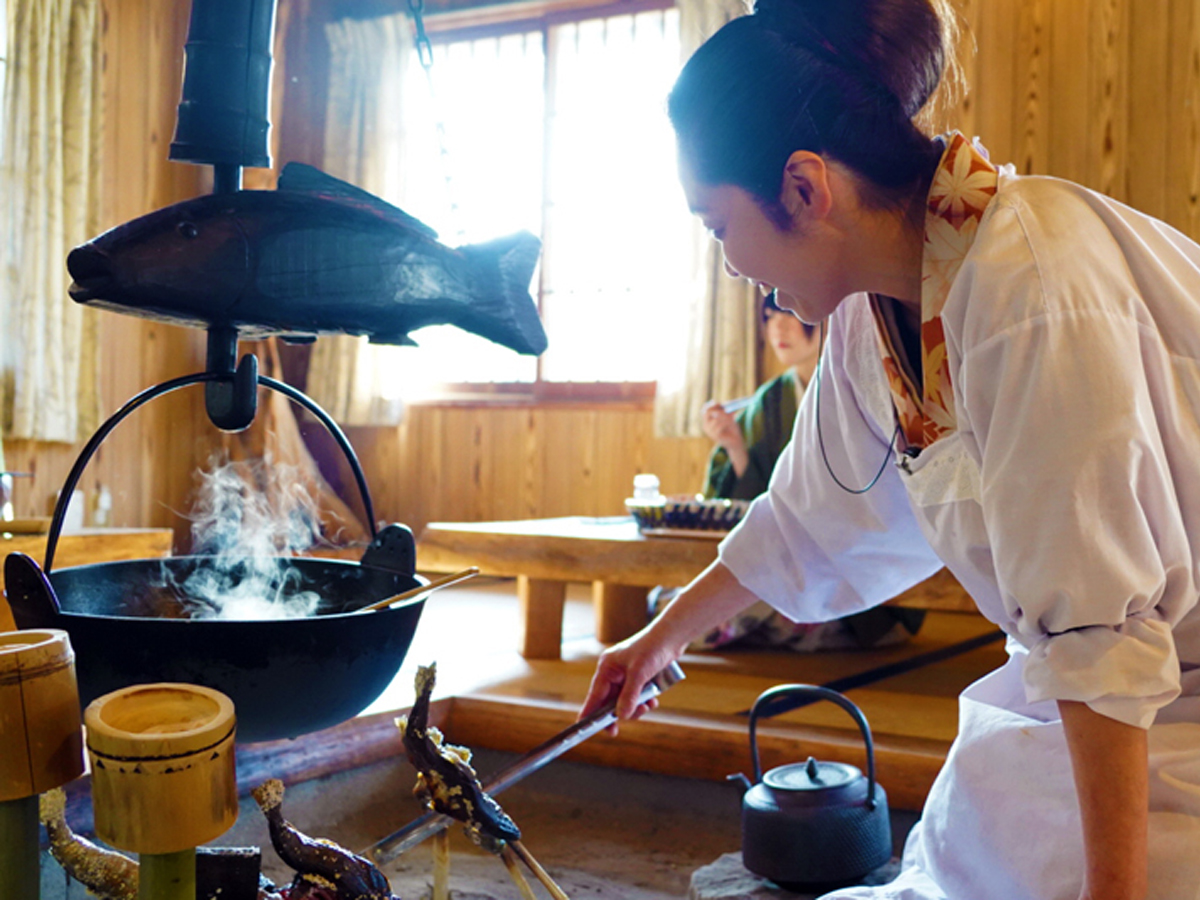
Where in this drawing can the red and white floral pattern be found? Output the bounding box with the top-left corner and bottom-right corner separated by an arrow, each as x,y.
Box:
870,132 -> 999,449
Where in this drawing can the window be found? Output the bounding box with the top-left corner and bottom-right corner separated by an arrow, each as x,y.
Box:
0,2 -> 7,173
381,1 -> 701,401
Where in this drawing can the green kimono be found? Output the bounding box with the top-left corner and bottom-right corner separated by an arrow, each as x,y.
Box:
703,370 -> 800,501
693,368 -> 924,649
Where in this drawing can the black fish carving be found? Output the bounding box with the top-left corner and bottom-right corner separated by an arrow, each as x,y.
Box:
66,163 -> 547,355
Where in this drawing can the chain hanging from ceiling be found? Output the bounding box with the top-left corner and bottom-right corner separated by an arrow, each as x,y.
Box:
405,0 -> 466,241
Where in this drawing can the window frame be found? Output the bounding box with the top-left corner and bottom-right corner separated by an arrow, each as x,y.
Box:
408,0 -> 678,406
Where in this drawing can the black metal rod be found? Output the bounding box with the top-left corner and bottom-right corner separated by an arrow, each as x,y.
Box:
43,372 -> 378,571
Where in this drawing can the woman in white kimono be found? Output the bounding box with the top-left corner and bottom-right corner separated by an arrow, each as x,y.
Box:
579,1 -> 1200,898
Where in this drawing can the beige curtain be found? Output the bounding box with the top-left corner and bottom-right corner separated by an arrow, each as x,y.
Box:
653,0 -> 758,439
305,13 -> 413,427
0,0 -> 102,444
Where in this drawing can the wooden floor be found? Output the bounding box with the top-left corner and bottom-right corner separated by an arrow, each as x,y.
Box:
238,575 -> 1006,813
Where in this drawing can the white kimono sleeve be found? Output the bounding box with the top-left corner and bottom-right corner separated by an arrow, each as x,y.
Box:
718,296 -> 945,623
960,310 -> 1187,728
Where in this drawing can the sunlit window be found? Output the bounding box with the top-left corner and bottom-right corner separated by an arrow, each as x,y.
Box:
0,3 -> 7,169
380,4 -> 700,400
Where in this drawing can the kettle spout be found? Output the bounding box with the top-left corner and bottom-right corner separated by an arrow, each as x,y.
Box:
726,772 -> 753,794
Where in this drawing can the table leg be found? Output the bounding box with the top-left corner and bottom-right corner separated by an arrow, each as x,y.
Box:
517,576 -> 566,660
592,582 -> 651,644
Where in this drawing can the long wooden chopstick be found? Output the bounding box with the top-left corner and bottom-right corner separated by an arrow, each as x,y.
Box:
500,846 -> 540,900
359,567 -> 480,613
510,840 -> 570,900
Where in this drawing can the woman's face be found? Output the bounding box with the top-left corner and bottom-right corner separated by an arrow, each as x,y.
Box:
764,306 -> 819,370
680,164 -> 849,326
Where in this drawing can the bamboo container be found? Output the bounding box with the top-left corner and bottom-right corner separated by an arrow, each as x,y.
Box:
0,628 -> 86,900
85,682 -> 238,900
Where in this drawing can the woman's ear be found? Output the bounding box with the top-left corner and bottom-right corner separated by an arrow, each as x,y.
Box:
780,151 -> 833,222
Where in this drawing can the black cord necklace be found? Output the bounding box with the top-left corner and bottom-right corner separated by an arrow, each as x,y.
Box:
813,317 -> 902,494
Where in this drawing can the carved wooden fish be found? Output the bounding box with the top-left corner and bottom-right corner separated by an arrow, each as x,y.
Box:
67,163 -> 547,355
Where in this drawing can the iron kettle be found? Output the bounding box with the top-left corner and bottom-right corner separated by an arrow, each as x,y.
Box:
729,684 -> 891,890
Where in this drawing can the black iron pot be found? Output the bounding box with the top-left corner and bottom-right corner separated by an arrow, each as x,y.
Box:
729,684 -> 891,890
4,371 -> 427,743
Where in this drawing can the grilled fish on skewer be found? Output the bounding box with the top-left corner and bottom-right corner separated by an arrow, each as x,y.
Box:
251,779 -> 396,900
40,788 -> 138,900
397,662 -> 521,847
398,663 -> 571,898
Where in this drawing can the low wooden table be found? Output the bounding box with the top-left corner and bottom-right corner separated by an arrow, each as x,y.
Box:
418,516 -> 976,659
0,527 -> 175,631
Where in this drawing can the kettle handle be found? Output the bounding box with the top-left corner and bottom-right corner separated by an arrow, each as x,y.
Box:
747,684 -> 880,808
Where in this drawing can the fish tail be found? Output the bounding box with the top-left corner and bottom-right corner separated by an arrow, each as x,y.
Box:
457,231 -> 548,355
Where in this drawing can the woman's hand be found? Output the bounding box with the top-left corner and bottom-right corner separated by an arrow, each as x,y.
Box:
579,628 -> 682,735
702,401 -> 750,475
579,561 -> 763,735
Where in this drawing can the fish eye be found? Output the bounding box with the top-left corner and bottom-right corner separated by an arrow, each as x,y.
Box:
177,221 -> 199,239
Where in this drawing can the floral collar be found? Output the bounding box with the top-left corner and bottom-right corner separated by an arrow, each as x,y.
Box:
869,132 -> 1000,450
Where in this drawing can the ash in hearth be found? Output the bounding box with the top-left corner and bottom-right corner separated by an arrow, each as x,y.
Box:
162,452 -> 325,620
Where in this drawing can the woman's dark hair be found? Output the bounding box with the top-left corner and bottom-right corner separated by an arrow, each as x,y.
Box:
668,0 -> 962,221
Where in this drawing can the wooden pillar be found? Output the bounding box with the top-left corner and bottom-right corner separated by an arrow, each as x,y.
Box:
517,576 -> 566,660
592,582 -> 651,644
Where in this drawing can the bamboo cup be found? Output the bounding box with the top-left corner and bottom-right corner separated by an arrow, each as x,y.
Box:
85,682 -> 238,900
0,628 -> 85,900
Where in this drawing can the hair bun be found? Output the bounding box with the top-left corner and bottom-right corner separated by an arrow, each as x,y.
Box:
751,0 -> 949,120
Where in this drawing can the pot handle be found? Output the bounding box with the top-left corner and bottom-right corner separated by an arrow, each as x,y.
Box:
747,684 -> 881,809
41,370 -> 378,572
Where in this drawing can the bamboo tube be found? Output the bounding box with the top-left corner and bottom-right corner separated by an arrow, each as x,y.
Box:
0,629 -> 85,800
138,849 -> 195,900
0,628 -> 85,899
0,794 -> 39,900
85,683 -> 237,857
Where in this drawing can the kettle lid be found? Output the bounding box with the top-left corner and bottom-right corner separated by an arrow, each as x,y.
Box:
763,756 -> 861,793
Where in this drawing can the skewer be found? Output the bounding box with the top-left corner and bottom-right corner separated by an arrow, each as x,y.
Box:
500,845 -> 539,900
722,395 -> 753,413
358,567 -> 480,612
510,840 -> 570,900
431,829 -> 450,900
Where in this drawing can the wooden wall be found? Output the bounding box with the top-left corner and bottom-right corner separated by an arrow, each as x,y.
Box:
2,0 -> 214,547
322,0 -> 1200,537
7,0 -> 1200,546
952,0 -> 1200,232
2,0 -> 325,549
341,406 -> 712,535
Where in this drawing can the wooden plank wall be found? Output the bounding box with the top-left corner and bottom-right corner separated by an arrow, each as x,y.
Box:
2,0 -> 214,547
6,0 -> 1200,546
334,0 -> 1200,536
343,406 -> 712,535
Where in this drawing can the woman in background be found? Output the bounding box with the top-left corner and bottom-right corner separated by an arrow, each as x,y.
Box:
701,291 -> 818,501
668,290 -> 923,651
583,0 -> 1200,897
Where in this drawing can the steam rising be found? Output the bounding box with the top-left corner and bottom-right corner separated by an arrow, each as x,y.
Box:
165,453 -> 326,620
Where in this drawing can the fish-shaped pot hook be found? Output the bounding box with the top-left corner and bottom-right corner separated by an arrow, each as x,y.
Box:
67,163 -> 547,356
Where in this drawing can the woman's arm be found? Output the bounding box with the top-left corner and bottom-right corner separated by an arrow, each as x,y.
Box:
580,560 -> 760,730
1058,699 -> 1149,900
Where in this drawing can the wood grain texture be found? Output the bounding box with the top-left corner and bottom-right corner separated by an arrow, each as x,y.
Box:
12,0 -> 1200,578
